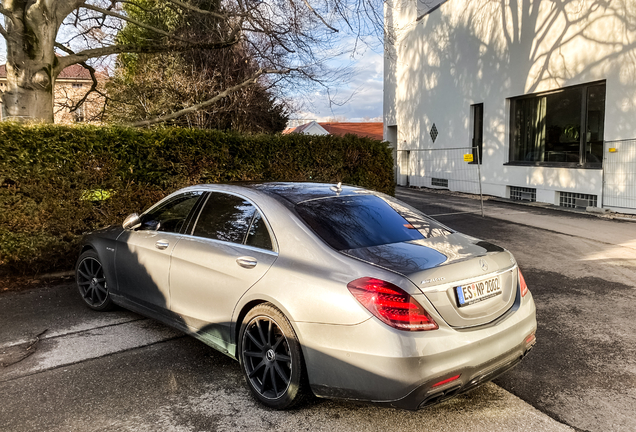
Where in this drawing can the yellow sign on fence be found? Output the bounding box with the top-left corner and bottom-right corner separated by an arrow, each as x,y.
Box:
463,154 -> 474,162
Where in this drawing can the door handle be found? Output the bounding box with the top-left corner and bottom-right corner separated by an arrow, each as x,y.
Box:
236,256 -> 257,269
155,240 -> 169,250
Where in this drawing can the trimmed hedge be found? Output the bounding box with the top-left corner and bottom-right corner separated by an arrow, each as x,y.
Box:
0,123 -> 393,277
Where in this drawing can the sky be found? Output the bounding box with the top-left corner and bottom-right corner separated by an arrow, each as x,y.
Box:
290,46 -> 384,124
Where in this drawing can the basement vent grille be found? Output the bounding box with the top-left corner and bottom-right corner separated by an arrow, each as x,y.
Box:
510,186 -> 536,202
431,178 -> 449,188
559,192 -> 598,209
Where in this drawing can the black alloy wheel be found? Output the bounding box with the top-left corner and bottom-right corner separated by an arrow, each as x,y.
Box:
239,304 -> 307,409
76,250 -> 114,311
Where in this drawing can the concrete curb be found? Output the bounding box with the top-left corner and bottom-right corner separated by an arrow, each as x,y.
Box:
403,186 -> 636,223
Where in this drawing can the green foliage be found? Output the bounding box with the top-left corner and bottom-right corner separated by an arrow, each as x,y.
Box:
108,0 -> 289,133
115,0 -> 185,77
0,123 -> 393,277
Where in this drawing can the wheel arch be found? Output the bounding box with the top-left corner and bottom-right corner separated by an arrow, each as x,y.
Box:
76,240 -> 119,296
79,244 -> 95,255
233,299 -> 268,357
232,298 -> 309,375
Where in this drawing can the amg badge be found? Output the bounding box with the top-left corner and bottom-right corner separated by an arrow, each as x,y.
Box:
421,277 -> 445,284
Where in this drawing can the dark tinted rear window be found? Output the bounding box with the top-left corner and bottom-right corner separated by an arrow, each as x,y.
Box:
296,194 -> 451,250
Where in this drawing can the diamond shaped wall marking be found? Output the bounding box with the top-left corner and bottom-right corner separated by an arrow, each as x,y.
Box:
430,123 -> 438,143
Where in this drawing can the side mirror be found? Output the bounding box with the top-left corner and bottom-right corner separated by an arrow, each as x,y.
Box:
122,213 -> 141,230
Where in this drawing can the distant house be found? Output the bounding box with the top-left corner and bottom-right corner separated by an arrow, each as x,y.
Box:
385,0 -> 636,213
0,64 -> 104,124
283,120 -> 330,136
284,121 -> 384,141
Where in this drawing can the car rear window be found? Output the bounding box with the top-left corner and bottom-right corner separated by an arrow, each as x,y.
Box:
295,194 -> 451,250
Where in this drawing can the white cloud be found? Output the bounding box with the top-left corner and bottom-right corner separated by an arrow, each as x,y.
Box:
290,44 -> 384,123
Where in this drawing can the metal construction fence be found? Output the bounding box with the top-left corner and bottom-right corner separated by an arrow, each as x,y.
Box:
396,146 -> 484,216
603,138 -> 636,211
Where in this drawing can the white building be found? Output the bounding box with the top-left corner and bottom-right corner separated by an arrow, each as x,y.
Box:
384,0 -> 636,212
283,121 -> 330,136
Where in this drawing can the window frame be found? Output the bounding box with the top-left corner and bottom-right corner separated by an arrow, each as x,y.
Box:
188,190 -> 277,253
507,80 -> 606,169
470,103 -> 484,165
137,191 -> 205,234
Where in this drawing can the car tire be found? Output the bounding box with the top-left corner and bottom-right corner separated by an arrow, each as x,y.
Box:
238,303 -> 308,409
75,249 -> 114,311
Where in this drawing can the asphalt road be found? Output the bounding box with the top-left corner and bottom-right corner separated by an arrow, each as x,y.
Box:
3,186 -> 633,431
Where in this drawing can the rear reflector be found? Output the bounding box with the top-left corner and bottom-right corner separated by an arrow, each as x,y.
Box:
525,332 -> 536,345
347,277 -> 438,331
519,269 -> 529,297
432,374 -> 461,388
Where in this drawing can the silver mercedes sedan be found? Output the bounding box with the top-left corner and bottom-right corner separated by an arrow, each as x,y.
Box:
76,182 -> 536,410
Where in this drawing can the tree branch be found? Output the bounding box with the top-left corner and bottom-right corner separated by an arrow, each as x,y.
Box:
300,0 -> 339,33
130,68 -> 291,127
54,36 -> 240,72
0,4 -> 14,20
53,43 -> 101,112
0,20 -> 8,39
163,0 -> 227,21
80,3 -> 191,43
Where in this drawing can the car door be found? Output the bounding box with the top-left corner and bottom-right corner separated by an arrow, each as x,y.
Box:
169,191 -> 278,353
115,191 -> 204,312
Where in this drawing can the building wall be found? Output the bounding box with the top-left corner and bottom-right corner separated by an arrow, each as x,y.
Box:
53,80 -> 105,125
0,78 -> 105,124
385,0 -> 636,207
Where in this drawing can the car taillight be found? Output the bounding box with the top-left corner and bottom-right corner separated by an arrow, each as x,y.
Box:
347,277 -> 438,331
519,269 -> 529,297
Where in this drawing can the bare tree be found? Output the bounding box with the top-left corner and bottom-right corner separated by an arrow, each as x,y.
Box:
0,0 -> 382,124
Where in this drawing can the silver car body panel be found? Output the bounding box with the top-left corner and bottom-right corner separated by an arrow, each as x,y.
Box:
296,289 -> 536,407
341,233 -> 519,327
114,229 -> 182,309
170,235 -> 278,352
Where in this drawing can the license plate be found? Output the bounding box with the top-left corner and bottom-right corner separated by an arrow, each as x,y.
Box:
456,276 -> 502,307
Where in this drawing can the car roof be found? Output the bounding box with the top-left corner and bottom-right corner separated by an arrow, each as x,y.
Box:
247,182 -> 371,204
176,182 -> 374,206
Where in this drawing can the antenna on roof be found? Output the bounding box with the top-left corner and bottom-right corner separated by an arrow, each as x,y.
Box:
330,182 -> 342,194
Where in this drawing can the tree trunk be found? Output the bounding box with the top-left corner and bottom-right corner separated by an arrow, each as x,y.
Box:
1,1 -> 63,123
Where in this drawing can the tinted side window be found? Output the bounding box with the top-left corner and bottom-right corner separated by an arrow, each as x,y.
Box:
194,193 -> 256,244
139,191 -> 202,233
245,212 -> 273,251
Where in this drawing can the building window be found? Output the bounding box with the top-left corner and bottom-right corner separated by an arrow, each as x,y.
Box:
74,104 -> 85,122
559,192 -> 597,208
509,186 -> 536,202
509,81 -> 605,168
431,177 -> 449,188
72,83 -> 83,88
471,103 -> 483,164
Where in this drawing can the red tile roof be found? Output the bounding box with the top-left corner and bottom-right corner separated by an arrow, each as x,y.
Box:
58,64 -> 93,79
318,122 -> 384,141
0,63 -> 92,80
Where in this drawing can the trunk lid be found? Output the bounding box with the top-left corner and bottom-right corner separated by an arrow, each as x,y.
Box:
342,233 -> 518,327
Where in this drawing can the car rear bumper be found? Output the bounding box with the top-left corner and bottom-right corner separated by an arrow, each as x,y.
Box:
295,293 -> 537,410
